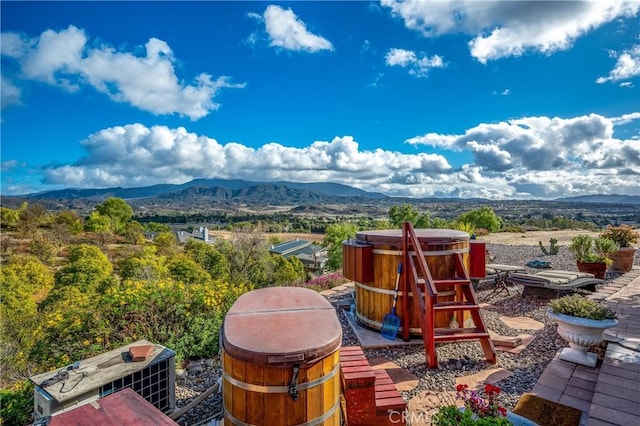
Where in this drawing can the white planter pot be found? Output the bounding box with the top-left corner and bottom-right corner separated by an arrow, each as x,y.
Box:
546,309 -> 618,367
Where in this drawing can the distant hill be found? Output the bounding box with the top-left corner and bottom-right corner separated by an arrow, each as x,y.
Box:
21,178 -> 388,201
556,194 -> 640,205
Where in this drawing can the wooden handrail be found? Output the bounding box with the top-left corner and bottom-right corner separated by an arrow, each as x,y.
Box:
402,222 -> 437,297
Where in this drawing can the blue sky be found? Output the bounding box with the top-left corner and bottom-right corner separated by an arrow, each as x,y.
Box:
1,1 -> 639,199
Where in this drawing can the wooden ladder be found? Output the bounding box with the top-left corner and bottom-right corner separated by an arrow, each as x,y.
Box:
400,222 -> 497,368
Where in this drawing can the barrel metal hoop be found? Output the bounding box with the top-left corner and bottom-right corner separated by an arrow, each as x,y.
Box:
372,248 -> 469,256
223,363 -> 339,394
355,281 -> 455,298
223,397 -> 340,426
355,312 -> 422,334
355,281 -> 410,296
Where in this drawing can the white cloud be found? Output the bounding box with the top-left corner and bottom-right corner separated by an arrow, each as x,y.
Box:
0,26 -> 245,119
596,44 -> 640,84
1,160 -> 19,172
43,125 -> 451,191
1,74 -> 21,109
407,113 -> 640,192
260,5 -> 334,53
611,112 -> 640,125
381,0 -> 640,63
385,48 -> 444,77
39,113 -> 640,200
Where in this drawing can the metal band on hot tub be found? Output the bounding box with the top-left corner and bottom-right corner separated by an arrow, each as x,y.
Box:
371,248 -> 469,256
223,398 -> 341,426
222,362 -> 339,394
354,281 -> 456,298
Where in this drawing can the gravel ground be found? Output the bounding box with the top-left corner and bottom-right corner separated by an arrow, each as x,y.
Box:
173,243 -> 637,425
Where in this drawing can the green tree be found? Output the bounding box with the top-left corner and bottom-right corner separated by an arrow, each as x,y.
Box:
117,246 -> 169,281
31,285 -> 107,369
154,231 -> 178,255
28,233 -> 58,265
52,245 -> 113,293
323,223 -> 358,271
85,211 -> 112,244
125,220 -> 145,245
430,217 -> 451,229
95,197 -> 133,234
0,255 -> 54,382
144,222 -> 172,232
18,203 -> 51,233
388,204 -> 420,228
269,255 -> 305,286
0,206 -> 20,230
457,207 -> 502,232
216,231 -> 270,285
185,239 -> 230,281
55,210 -> 84,234
168,255 -> 212,286
388,204 -> 430,228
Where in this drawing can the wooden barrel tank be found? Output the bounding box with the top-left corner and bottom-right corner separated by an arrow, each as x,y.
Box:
343,229 -> 470,335
221,287 -> 342,426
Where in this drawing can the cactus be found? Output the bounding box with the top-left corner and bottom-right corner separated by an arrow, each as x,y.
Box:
539,238 -> 560,255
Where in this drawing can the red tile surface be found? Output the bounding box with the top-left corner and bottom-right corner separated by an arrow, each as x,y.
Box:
49,388 -> 177,426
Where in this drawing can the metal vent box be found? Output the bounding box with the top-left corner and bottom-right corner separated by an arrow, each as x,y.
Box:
30,339 -> 175,419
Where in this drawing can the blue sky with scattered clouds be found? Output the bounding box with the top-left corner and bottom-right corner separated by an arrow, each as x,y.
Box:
1,1 -> 639,199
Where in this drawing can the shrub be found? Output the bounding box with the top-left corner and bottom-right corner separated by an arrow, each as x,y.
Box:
0,380 -> 34,426
599,225 -> 639,248
549,295 -> 617,320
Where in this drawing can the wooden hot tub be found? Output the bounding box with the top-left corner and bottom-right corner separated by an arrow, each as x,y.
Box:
343,229 -> 470,335
221,287 -> 342,426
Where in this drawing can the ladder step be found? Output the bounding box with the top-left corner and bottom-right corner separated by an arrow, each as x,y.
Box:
434,328 -> 490,342
433,279 -> 471,286
434,301 -> 479,311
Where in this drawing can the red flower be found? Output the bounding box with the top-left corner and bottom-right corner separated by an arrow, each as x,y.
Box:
456,383 -> 468,392
455,383 -> 508,419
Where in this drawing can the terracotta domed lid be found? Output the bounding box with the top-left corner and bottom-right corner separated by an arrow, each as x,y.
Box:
222,287 -> 342,366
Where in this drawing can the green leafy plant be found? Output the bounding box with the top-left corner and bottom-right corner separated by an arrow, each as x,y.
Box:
432,384 -> 511,425
568,234 -> 618,264
0,380 -> 34,426
599,225 -> 640,248
593,237 -> 619,265
454,221 -> 477,235
549,294 -> 617,320
538,238 -> 560,255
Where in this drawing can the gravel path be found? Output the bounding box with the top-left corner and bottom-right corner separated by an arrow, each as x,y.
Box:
173,243 -> 637,425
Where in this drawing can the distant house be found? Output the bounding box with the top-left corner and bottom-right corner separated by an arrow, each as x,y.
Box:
176,227 -> 213,244
269,239 -> 328,276
144,227 -> 214,245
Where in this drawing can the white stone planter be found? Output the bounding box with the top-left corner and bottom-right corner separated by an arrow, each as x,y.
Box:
546,309 -> 618,367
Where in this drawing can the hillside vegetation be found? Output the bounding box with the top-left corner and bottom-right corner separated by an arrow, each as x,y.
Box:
0,199 -> 620,425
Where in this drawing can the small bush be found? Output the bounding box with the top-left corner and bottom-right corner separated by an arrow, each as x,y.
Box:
0,380 -> 34,426
549,295 -> 617,320
474,228 -> 489,237
301,273 -> 348,291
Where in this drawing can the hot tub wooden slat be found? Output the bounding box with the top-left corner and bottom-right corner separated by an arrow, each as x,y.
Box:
348,229 -> 471,335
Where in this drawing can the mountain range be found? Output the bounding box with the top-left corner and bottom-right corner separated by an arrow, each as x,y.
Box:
1,179 -> 638,212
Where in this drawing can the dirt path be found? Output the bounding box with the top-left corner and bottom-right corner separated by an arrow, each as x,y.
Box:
477,229 -> 598,246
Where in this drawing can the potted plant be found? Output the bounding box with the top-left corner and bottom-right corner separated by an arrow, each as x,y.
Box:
567,234 -> 619,279
599,225 -> 639,273
546,295 -> 618,367
432,384 -> 537,425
